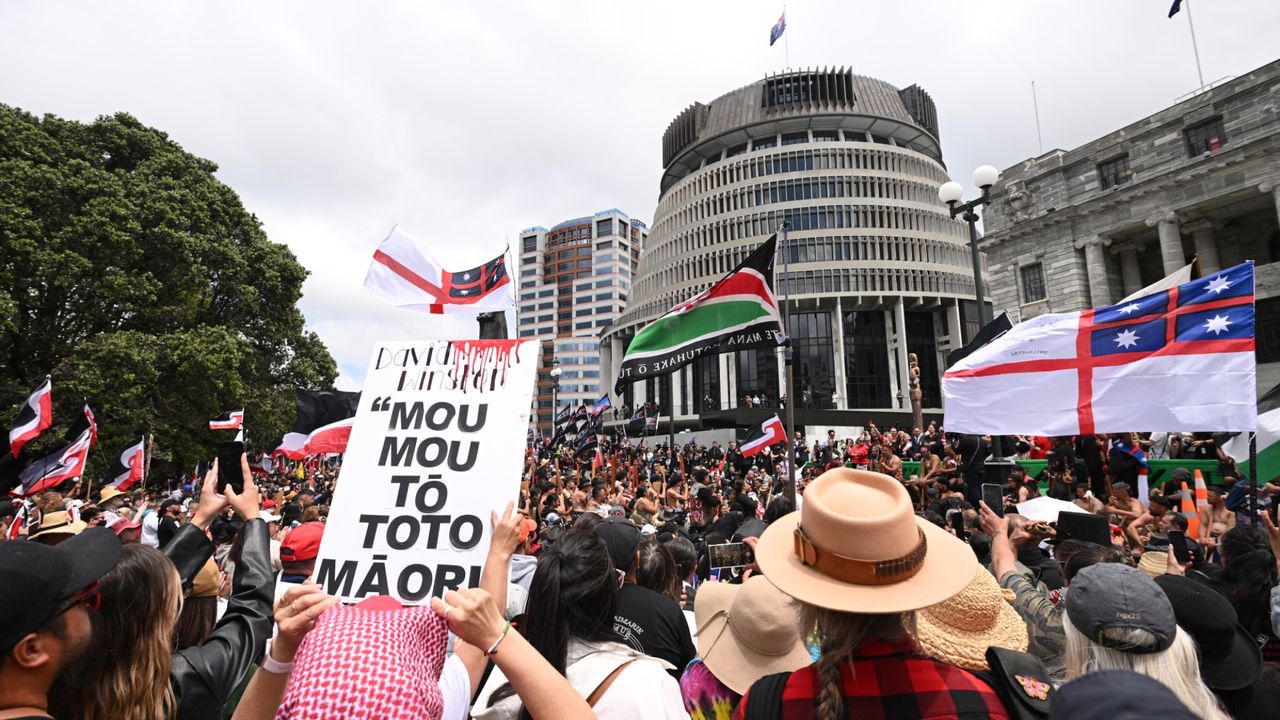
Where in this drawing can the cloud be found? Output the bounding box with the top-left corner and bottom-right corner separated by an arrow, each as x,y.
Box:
3,0 -> 1277,389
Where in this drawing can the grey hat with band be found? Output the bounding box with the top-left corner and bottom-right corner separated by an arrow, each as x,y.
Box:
1065,563 -> 1176,654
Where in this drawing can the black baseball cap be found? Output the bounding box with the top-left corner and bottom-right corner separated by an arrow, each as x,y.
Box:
594,517 -> 642,573
1065,564 -> 1176,654
1154,574 -> 1261,691
0,527 -> 121,653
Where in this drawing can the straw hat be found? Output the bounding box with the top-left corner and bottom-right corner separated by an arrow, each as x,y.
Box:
755,468 -> 976,613
915,565 -> 1028,670
29,511 -> 87,540
98,486 -> 125,504
694,576 -> 811,694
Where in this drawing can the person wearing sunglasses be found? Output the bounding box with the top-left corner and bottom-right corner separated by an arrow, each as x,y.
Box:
0,526 -> 121,720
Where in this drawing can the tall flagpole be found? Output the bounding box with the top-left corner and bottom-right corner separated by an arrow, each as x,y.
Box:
1184,0 -> 1206,89
783,4 -> 790,69
778,224 -> 798,502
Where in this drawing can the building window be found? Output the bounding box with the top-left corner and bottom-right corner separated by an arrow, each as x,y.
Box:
788,312 -> 835,409
1184,117 -> 1227,156
596,219 -> 614,237
811,130 -> 839,142
905,312 -> 941,409
521,237 -> 538,253
1097,155 -> 1130,190
735,349 -> 779,408
843,310 -> 890,408
781,131 -> 808,146
1020,263 -> 1047,303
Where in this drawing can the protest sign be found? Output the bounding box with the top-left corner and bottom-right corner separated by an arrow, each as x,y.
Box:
314,339 -> 537,603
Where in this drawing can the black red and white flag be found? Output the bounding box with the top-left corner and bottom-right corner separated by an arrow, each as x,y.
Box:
209,409 -> 244,431
64,403 -> 98,446
15,427 -> 93,497
9,376 -> 52,457
274,389 -> 359,459
289,417 -> 354,459
741,414 -> 787,458
107,437 -> 146,491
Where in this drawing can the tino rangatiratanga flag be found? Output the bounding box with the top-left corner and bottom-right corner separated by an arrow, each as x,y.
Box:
741,414 -> 787,458
15,426 -> 93,497
9,376 -> 52,457
209,409 -> 244,431
943,261 -> 1257,436
107,438 -> 146,491
365,225 -> 513,315
614,234 -> 784,393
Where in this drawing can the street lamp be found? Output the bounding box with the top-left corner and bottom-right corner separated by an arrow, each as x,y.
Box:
940,165 -> 1013,475
939,165 -> 1000,328
549,364 -> 561,429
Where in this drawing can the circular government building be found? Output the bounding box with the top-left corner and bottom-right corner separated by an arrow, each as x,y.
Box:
601,68 -> 985,434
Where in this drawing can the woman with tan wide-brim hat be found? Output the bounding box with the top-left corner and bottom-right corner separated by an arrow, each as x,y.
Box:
680,576 -> 810,717
742,467 -> 1010,720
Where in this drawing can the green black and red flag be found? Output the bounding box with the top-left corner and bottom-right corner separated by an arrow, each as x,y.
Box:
614,234 -> 784,393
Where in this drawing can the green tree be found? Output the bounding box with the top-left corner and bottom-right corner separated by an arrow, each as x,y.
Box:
0,105 -> 337,486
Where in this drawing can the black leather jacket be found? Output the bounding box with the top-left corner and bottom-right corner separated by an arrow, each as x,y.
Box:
163,518 -> 274,719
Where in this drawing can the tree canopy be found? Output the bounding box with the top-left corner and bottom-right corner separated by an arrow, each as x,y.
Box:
0,105 -> 337,484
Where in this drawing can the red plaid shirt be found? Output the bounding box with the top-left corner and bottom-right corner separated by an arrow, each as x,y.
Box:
734,639 -> 1009,720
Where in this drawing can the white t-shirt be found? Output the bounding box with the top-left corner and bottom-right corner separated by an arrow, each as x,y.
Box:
471,639 -> 688,720
438,653 -> 470,720
141,510 -> 160,547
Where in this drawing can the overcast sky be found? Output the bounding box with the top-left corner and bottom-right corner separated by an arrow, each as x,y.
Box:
3,0 -> 1277,390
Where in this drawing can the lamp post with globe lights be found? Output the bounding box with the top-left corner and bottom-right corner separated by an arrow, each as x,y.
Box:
938,165 -> 1014,477
938,164 -> 1000,328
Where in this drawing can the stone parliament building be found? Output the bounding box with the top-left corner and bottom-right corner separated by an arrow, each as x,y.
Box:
981,58 -> 1280,390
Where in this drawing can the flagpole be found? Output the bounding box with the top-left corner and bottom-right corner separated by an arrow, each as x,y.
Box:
666,379 -> 676,465
1249,431 -> 1259,522
778,223 -> 798,503
144,434 -> 153,492
783,4 -> 790,69
1184,0 -> 1206,90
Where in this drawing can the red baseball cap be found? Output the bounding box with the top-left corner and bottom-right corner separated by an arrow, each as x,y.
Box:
281,522 -> 325,562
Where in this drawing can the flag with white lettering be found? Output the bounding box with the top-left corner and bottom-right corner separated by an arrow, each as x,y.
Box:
943,262 -> 1256,435
615,235 -> 783,393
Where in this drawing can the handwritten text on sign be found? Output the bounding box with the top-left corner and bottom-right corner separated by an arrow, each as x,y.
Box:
315,340 -> 536,603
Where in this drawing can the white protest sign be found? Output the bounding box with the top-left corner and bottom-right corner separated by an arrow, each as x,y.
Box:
315,339 -> 537,603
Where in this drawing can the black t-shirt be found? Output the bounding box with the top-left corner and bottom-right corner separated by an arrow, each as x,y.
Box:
158,516 -> 180,547
613,583 -> 695,677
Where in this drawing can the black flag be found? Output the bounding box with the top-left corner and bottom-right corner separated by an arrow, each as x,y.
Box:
946,312 -> 1014,368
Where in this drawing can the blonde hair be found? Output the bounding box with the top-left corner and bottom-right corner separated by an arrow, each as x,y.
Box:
800,603 -> 915,720
71,545 -> 180,720
1062,614 -> 1223,719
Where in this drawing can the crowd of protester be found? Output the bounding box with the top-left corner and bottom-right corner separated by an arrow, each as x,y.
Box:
5,421 -> 1280,719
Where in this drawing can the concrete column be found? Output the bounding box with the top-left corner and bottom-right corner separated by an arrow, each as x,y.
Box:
884,308 -> 900,408
893,298 -> 910,410
831,298 -> 847,409
1146,213 -> 1185,276
609,337 -> 623,398
1186,219 -> 1220,275
1260,181 -> 1280,264
1119,247 -> 1143,298
718,353 -> 733,410
1074,235 -> 1112,307
947,299 -> 963,350
672,365 -> 684,419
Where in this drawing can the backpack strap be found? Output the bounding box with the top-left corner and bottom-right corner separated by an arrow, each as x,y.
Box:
586,659 -> 637,707
743,671 -> 792,720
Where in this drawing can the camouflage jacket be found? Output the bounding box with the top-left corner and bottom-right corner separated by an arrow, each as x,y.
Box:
999,570 -> 1066,680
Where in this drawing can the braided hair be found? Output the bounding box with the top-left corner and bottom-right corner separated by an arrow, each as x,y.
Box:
799,604 -> 914,720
